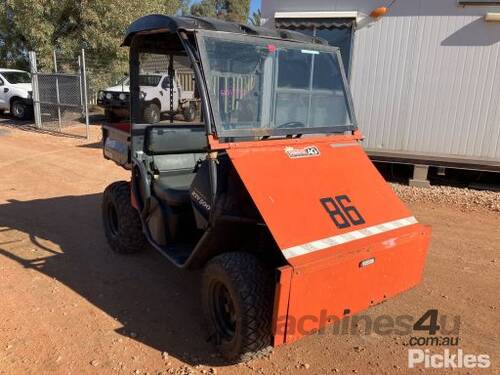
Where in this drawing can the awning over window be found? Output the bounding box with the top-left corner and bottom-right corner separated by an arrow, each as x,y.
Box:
275,17 -> 355,30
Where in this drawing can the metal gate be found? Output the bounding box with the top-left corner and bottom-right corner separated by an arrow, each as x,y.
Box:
29,50 -> 89,138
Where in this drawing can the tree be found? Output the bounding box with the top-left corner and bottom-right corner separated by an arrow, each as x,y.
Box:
190,0 -> 217,18
0,0 -> 181,86
178,0 -> 192,16
248,8 -> 261,26
190,0 -> 250,23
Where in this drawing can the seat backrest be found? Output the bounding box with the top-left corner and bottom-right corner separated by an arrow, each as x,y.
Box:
153,153 -> 205,174
144,124 -> 207,174
145,125 -> 207,154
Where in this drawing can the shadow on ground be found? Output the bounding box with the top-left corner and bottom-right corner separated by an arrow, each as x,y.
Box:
0,112 -> 105,139
0,193 -> 226,366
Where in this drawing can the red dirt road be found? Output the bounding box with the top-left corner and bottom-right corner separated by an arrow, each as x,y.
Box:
0,124 -> 498,374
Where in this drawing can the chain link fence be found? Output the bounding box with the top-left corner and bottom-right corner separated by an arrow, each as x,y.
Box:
29,50 -> 89,138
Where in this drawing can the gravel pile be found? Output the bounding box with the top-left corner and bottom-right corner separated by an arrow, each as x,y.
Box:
390,183 -> 500,212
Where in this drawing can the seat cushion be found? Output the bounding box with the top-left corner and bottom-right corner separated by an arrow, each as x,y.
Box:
153,172 -> 196,206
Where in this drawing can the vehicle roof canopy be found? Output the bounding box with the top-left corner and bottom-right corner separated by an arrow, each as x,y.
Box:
122,15 -> 328,47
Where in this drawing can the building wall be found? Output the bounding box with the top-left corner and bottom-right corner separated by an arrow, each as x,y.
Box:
263,0 -> 500,164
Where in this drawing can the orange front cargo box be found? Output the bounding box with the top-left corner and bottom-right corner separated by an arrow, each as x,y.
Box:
226,136 -> 431,345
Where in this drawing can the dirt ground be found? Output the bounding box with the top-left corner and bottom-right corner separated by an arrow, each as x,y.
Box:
0,122 -> 498,375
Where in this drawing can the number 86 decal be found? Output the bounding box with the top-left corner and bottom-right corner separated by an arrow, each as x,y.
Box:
320,195 -> 365,229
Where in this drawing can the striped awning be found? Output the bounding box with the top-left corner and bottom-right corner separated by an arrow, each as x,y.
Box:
275,17 -> 355,30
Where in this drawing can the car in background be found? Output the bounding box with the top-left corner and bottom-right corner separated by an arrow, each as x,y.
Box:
0,69 -> 33,120
97,73 -> 197,123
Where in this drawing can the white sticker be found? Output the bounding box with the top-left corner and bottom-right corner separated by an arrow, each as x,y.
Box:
301,49 -> 320,55
285,145 -> 320,159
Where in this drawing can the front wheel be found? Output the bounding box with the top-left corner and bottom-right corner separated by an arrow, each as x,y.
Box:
102,181 -> 147,254
11,100 -> 32,120
201,252 -> 273,362
104,109 -> 118,123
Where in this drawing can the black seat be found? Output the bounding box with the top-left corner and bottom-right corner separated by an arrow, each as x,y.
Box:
150,153 -> 205,206
153,172 -> 196,206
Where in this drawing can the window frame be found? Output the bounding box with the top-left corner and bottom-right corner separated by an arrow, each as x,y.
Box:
275,20 -> 355,80
195,29 -> 358,139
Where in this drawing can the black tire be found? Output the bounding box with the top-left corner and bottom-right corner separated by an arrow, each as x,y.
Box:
11,99 -> 32,120
102,181 -> 147,254
143,102 -> 161,124
183,103 -> 196,122
105,109 -> 118,123
202,252 -> 273,362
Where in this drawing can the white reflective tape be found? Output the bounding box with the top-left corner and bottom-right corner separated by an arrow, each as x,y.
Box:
282,216 -> 418,260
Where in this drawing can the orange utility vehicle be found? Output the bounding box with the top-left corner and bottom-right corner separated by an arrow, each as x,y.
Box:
101,15 -> 431,362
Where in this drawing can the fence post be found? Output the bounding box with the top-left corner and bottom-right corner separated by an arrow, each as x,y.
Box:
28,51 -> 42,128
53,51 -> 62,131
80,49 -> 90,139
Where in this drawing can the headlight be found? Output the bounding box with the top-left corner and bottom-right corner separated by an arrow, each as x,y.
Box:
105,92 -> 113,100
139,91 -> 146,100
118,93 -> 126,101
98,91 -> 105,100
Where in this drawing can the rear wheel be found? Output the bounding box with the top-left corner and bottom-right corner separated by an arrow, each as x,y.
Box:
102,181 -> 146,254
202,252 -> 273,362
182,103 -> 196,122
143,103 -> 161,124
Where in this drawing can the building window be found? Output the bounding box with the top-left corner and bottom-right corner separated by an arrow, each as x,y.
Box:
275,18 -> 354,77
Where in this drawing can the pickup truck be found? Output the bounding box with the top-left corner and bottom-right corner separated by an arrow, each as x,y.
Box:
0,69 -> 33,120
97,73 -> 197,123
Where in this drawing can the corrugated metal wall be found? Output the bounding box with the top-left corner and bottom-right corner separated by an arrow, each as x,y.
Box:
263,0 -> 500,163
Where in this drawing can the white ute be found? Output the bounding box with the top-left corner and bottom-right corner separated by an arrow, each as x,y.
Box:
98,73 -> 197,123
0,69 -> 33,120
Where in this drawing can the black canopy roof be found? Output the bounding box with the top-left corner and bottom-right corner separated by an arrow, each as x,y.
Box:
122,14 -> 327,46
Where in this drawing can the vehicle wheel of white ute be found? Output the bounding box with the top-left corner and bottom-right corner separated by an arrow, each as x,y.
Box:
11,100 -> 31,120
143,103 -> 161,124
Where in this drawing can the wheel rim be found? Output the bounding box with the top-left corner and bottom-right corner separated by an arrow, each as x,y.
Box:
151,108 -> 160,123
106,203 -> 119,237
12,103 -> 25,118
210,281 -> 236,341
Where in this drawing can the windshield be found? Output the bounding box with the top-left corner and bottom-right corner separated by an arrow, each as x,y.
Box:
139,75 -> 161,87
198,32 -> 354,136
2,71 -> 31,84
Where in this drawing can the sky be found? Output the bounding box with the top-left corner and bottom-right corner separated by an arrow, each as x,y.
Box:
250,0 -> 262,15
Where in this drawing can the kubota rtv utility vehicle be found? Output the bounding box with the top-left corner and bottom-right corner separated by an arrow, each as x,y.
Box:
101,15 -> 431,362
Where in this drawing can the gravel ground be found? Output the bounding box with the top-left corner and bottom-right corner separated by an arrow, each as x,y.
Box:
391,183 -> 500,212
0,122 -> 499,374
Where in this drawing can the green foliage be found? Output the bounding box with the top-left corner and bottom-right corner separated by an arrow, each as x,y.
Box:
0,0 -> 181,91
178,0 -> 192,16
190,0 -> 250,23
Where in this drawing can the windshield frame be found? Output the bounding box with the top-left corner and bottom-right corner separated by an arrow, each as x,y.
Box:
195,29 -> 357,139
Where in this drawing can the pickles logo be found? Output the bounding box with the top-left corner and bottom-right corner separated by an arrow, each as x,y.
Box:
408,349 -> 491,369
285,145 -> 320,159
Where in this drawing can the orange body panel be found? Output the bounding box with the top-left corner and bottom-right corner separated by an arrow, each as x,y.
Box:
226,135 -> 431,345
